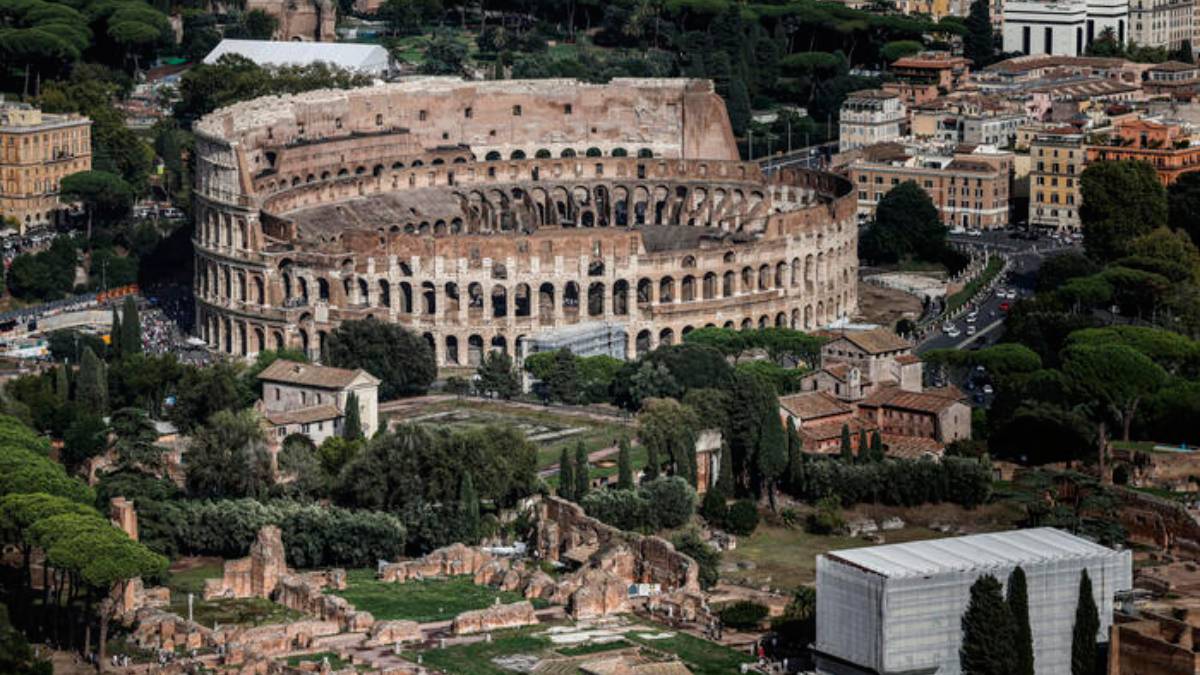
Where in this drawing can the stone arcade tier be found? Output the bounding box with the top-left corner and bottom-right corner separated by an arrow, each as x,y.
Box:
191,79 -> 859,365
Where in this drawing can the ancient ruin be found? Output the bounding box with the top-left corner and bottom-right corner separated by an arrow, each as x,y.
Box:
450,600 -> 538,635
192,79 -> 858,364
203,525 -> 289,600
375,497 -> 704,623
244,0 -> 335,41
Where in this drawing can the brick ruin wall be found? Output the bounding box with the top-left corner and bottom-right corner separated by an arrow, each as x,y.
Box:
190,79 -> 858,364
1116,489 -> 1200,556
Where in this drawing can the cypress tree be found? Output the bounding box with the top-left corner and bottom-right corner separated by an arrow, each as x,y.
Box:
839,424 -> 853,461
558,446 -> 575,501
110,306 -> 122,359
964,0 -> 997,67
121,296 -> 142,355
1008,566 -> 1035,675
871,430 -> 884,461
1072,569 -> 1100,675
54,365 -> 69,403
574,441 -> 590,500
77,347 -> 108,413
617,437 -> 634,490
645,441 -> 660,481
858,429 -> 869,461
786,425 -> 803,491
960,574 -> 1018,675
716,440 -> 735,498
343,392 -> 363,440
458,473 -> 480,544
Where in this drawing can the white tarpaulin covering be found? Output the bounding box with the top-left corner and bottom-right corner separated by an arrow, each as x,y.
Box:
815,527 -> 1132,675
204,40 -> 390,76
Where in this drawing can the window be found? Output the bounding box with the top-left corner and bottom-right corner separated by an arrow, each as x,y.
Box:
375,113 -> 383,125
464,107 -> 473,118
274,387 -> 280,401
335,117 -> 342,129
859,190 -> 868,199
512,105 -> 522,116
564,104 -> 573,115
418,110 -> 428,121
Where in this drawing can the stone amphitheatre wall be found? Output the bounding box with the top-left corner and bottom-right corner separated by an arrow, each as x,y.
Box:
191,79 -> 858,365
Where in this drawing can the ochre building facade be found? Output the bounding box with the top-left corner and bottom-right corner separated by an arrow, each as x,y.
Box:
192,78 -> 859,366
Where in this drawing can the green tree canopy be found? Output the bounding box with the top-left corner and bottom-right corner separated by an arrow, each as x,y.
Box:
324,319 -> 435,399
1080,160 -> 1167,261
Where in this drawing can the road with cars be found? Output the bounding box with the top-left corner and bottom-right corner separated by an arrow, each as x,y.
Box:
913,228 -> 1082,406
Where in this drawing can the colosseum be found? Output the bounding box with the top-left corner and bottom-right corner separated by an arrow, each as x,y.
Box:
192,78 -> 859,367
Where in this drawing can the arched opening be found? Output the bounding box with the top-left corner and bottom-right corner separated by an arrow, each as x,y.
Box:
378,279 -> 391,307
445,335 -> 460,365
636,330 -> 652,356
588,282 -> 605,316
637,278 -> 653,306
703,273 -> 717,300
422,282 -> 437,315
515,283 -> 531,317
399,282 -> 413,313
538,283 -> 555,321
612,148 -> 628,157
659,277 -> 675,303
637,148 -> 654,158
560,148 -> 577,158
485,151 -> 501,161
492,285 -> 508,317
563,282 -> 580,316
491,335 -> 508,355
659,327 -> 674,346
535,149 -> 552,159
317,278 -> 330,302
681,275 -> 695,302
511,150 -> 527,160
468,335 -> 485,366
585,147 -> 602,157
612,280 -> 629,315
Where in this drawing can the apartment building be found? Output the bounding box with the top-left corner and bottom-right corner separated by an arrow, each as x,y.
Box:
1086,117 -> 1200,184
839,90 -> 907,151
1143,60 -> 1200,97
1129,0 -> 1194,49
850,143 -> 1014,229
1029,128 -> 1086,232
0,100 -> 92,233
883,52 -> 972,106
1003,0 -> 1129,56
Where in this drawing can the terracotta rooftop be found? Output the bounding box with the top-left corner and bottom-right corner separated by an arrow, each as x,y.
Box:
985,55 -> 1129,74
1150,61 -> 1198,73
895,354 -> 922,365
827,328 -> 912,355
846,89 -> 900,100
881,434 -> 944,458
263,404 -> 341,426
861,385 -> 964,414
801,417 -> 876,442
258,359 -> 379,389
779,391 -> 853,421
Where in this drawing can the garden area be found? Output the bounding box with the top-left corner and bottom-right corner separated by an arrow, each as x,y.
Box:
386,398 -> 634,472
326,570 -> 545,623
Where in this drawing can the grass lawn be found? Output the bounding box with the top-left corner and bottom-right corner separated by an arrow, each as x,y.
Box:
626,632 -> 754,675
166,560 -> 302,627
416,629 -> 552,675
329,570 -> 543,623
389,398 -> 632,470
722,522 -> 947,589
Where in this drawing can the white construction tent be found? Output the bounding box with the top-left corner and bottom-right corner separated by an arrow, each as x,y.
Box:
203,39 -> 391,77
814,527 -> 1132,675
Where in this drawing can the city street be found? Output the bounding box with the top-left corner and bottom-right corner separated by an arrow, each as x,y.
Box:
915,229 -> 1081,354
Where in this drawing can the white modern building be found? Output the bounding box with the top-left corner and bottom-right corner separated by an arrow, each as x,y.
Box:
203,39 -> 392,76
839,90 -> 907,151
814,528 -> 1133,675
1003,0 -> 1129,56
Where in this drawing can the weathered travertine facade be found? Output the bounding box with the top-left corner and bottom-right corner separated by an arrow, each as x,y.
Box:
192,79 -> 857,364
